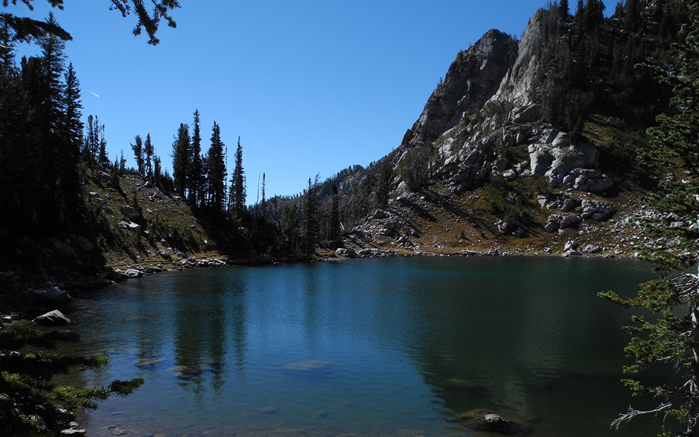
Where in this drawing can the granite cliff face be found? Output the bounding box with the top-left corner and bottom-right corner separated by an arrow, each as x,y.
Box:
401,29 -> 518,151
336,5 -> 679,258
401,10 -> 556,153
391,8 -> 622,197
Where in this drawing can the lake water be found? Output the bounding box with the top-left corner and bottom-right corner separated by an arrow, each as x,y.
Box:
58,257 -> 666,436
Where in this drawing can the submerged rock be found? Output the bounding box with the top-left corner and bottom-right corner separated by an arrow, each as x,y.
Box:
284,360 -> 330,371
443,378 -> 487,393
136,358 -> 165,367
453,409 -> 532,436
259,405 -> 279,414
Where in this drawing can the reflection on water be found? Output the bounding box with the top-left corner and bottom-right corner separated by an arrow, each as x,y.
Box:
61,257 -> 662,436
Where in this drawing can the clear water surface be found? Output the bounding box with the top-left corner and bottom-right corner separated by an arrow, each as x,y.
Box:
56,256 -> 667,436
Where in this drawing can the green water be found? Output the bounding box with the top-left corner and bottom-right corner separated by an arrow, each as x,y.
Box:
59,257 -> 665,436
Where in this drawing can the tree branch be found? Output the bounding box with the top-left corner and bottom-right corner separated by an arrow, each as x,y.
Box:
610,403 -> 672,430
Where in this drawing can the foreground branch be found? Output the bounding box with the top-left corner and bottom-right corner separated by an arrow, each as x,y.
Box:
611,403 -> 672,430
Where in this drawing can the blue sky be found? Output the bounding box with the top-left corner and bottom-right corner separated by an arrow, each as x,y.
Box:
8,0 -> 615,199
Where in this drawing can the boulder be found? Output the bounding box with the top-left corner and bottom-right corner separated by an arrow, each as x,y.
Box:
33,309 -> 71,326
121,205 -> 139,219
545,143 -> 599,183
119,221 -> 141,232
587,174 -> 615,192
358,248 -> 381,257
581,200 -> 617,220
529,146 -> 554,177
453,409 -> 532,436
503,169 -> 517,181
72,235 -> 94,251
32,286 -> 72,306
544,214 -> 580,232
124,269 -> 142,278
543,218 -> 559,233
511,103 -> 541,123
583,245 -> 603,254
494,156 -> 509,171
372,209 -> 389,220
561,198 -> 577,212
50,239 -> 74,257
560,215 -> 580,229
551,132 -> 571,148
564,240 -> 578,252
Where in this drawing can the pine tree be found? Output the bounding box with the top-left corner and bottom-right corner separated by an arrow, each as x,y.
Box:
330,183 -> 340,246
189,109 -> 203,207
206,121 -> 226,212
302,176 -> 320,258
62,63 -> 82,155
600,4 -> 699,434
262,173 -> 267,209
32,12 -> 71,227
1,1 -> 181,46
83,115 -> 107,166
172,122 -> 190,196
623,0 -> 642,33
0,29 -> 34,233
98,124 -> 108,167
143,133 -> 154,181
131,134 -> 145,176
153,154 -> 162,188
58,62 -> 82,216
559,0 -> 570,20
229,136 -> 246,217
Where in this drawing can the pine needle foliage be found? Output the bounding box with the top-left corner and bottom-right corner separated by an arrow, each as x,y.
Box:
599,5 -> 699,435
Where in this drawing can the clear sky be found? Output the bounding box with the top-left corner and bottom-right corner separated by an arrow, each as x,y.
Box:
7,0 -> 615,200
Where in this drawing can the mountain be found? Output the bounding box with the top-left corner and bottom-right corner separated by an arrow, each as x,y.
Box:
323,1 -> 690,258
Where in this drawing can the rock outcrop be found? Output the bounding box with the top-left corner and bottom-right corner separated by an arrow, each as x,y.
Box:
401,29 -> 517,151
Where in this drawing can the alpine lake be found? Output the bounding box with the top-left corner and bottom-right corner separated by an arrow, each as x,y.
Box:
52,256 -> 670,436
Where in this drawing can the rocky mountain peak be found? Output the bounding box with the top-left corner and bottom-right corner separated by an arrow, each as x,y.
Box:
401,29 -> 517,150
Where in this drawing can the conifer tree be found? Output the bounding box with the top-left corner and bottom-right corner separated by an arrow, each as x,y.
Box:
172,122 -> 190,196
600,4 -> 699,434
98,125 -> 108,167
261,172 -> 266,213
206,121 -> 226,212
559,0 -> 569,20
189,109 -> 203,207
59,62 -> 82,213
83,115 -> 98,161
330,183 -> 340,245
229,136 -> 246,217
153,154 -> 162,187
63,63 -> 82,154
34,12 -> 71,225
302,176 -> 320,258
0,29 -> 34,233
144,133 -> 154,181
1,1 -> 181,45
131,134 -> 145,176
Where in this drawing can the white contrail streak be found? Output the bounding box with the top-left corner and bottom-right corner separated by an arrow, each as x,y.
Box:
90,92 -> 100,97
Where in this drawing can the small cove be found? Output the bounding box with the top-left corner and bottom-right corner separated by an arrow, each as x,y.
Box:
56,257 -> 664,436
